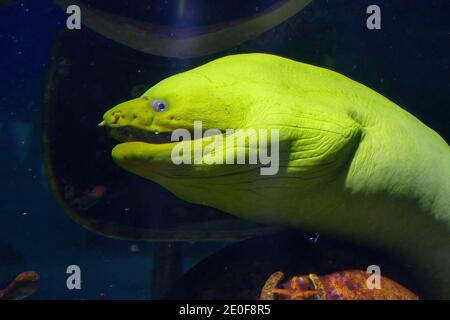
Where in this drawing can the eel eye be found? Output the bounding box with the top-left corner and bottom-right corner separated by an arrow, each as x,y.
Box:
152,99 -> 168,112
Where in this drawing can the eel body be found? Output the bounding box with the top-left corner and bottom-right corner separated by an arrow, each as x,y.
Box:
100,53 -> 450,298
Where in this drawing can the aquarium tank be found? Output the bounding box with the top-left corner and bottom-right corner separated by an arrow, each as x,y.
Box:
0,0 -> 448,303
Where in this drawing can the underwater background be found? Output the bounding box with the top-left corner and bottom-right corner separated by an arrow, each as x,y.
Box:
0,0 -> 448,299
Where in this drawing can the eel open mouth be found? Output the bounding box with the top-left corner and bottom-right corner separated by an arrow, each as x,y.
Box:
108,126 -> 173,144
107,125 -> 226,145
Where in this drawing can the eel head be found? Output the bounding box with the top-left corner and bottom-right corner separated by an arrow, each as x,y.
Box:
99,54 -> 361,219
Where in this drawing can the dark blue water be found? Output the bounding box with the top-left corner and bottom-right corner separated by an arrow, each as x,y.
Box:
0,1 -> 229,299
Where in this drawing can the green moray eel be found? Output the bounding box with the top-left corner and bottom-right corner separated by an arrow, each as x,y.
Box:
100,53 -> 450,298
